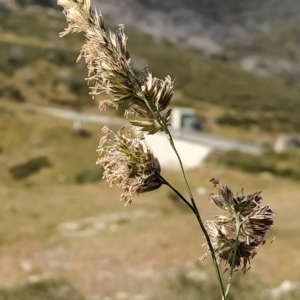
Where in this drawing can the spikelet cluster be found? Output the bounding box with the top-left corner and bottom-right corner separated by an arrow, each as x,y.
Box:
58,0 -> 173,134
96,126 -> 162,205
202,178 -> 275,272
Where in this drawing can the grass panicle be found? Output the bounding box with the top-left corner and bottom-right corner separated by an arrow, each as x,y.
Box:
58,1 -> 275,299
58,0 -> 173,134
96,126 -> 162,205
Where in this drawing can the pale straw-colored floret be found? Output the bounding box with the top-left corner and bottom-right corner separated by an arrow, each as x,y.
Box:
58,0 -> 174,134
96,126 -> 162,205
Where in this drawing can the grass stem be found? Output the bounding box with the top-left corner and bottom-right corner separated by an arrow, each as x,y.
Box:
162,130 -> 226,300
225,214 -> 242,298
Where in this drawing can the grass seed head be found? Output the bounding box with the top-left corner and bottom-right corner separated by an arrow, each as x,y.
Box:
97,126 -> 162,205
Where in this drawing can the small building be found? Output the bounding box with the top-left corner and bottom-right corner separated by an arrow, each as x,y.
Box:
274,134 -> 300,153
170,107 -> 201,131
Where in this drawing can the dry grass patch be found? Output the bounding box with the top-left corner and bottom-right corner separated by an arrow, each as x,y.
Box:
0,101 -> 299,297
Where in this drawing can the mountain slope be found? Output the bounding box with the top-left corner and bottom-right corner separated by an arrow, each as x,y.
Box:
91,0 -> 300,82
5,0 -> 300,82
2,6 -> 300,138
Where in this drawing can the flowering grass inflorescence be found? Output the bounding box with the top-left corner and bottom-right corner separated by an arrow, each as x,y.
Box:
204,178 -> 275,272
58,0 -> 173,134
97,126 -> 162,205
58,1 -> 275,298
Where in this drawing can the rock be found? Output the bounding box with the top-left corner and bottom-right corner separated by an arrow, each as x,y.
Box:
270,280 -> 299,299
274,134 -> 300,153
196,186 -> 208,196
186,269 -> 208,282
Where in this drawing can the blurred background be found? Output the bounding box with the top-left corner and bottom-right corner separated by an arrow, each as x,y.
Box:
0,0 -> 300,299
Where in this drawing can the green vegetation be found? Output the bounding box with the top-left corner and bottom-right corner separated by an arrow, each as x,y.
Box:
216,113 -> 258,129
75,167 -> 104,184
140,0 -> 299,23
166,190 -> 190,211
151,270 -> 300,300
16,0 -> 56,8
0,279 -> 84,300
0,102 -> 109,186
1,8 -> 300,133
0,273 -> 298,300
129,32 -> 300,132
249,20 -> 300,62
0,102 -> 300,298
9,156 -> 51,179
217,149 -> 300,180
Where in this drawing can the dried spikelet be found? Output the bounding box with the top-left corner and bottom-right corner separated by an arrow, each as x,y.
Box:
204,179 -> 275,272
58,0 -> 174,134
96,126 -> 162,205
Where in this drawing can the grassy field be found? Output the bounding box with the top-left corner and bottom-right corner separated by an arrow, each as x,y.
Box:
215,148 -> 300,181
0,100 -> 300,299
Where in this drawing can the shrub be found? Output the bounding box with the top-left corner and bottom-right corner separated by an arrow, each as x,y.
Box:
217,113 -> 258,128
166,191 -> 189,211
151,269 -> 300,300
217,149 -> 300,180
0,279 -> 84,300
9,156 -> 51,179
75,167 -> 104,184
0,82 -> 25,102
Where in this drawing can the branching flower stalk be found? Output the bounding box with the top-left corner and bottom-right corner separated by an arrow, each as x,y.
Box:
57,1 -> 275,299
206,179 -> 275,297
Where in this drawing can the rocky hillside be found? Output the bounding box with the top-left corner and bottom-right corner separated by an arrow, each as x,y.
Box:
3,0 -> 300,82
90,0 -> 300,81
2,0 -> 300,137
